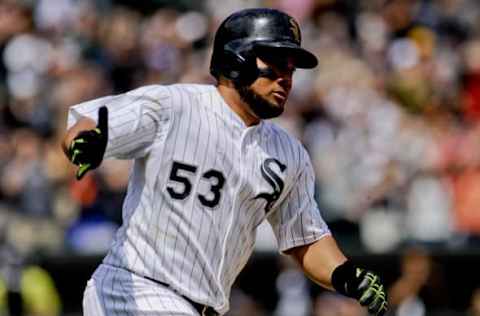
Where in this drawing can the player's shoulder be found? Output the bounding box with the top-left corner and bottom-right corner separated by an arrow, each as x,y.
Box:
125,84 -> 173,102
135,83 -> 213,96
130,83 -> 214,104
171,83 -> 216,96
124,83 -> 214,107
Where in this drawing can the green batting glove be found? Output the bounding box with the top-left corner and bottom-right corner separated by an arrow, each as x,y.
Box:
331,261 -> 388,316
68,106 -> 109,180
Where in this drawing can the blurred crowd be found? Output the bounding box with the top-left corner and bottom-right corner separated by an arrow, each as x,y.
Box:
0,0 -> 479,257
1,0 -> 480,256
1,0 -> 480,314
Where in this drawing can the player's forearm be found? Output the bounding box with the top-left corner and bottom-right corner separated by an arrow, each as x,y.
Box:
288,235 -> 347,290
290,235 -> 388,315
61,117 -> 97,156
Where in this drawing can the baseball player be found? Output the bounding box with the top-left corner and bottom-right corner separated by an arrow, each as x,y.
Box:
62,8 -> 388,316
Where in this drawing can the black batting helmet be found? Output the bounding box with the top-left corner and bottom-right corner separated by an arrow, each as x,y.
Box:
210,8 -> 318,85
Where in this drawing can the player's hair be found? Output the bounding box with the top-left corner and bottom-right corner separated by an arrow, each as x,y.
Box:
210,8 -> 318,85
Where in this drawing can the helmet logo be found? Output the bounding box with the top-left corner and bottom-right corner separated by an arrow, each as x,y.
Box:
289,18 -> 301,43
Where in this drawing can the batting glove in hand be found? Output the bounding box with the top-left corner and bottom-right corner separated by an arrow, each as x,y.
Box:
68,106 -> 108,180
331,261 -> 388,316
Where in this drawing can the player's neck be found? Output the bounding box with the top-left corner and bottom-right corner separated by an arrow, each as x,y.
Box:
216,84 -> 261,127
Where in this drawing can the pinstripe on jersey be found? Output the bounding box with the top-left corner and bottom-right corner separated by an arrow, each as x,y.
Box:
67,83 -> 330,314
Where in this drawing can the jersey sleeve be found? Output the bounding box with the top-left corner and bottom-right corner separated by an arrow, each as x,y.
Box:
266,148 -> 331,253
66,85 -> 172,160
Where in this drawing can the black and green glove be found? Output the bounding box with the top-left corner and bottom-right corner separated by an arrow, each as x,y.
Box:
68,106 -> 108,180
331,261 -> 388,316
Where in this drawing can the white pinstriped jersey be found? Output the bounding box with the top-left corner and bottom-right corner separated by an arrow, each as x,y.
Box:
67,83 -> 330,314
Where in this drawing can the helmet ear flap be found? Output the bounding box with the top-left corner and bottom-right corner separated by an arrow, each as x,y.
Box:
222,46 -> 245,81
219,43 -> 259,86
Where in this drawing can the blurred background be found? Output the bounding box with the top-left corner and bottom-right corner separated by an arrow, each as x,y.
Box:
1,0 -> 480,315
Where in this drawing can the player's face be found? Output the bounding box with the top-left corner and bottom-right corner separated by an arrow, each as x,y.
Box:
256,55 -> 295,99
236,54 -> 295,119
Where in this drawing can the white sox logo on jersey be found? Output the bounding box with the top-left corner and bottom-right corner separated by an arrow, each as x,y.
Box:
254,158 -> 286,213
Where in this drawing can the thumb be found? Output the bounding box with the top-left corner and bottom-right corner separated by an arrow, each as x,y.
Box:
97,106 -> 109,134
76,163 -> 91,180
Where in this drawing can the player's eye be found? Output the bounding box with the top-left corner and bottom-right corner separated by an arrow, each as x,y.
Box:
257,67 -> 279,80
258,65 -> 295,80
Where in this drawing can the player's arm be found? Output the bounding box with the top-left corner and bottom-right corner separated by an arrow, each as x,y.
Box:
285,234 -> 346,290
287,237 -> 388,316
62,106 -> 109,180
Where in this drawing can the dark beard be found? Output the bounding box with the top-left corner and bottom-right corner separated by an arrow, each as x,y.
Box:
235,84 -> 284,119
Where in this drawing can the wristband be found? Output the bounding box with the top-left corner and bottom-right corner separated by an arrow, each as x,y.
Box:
331,260 -> 360,298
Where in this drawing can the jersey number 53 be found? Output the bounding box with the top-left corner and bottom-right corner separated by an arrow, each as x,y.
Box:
166,161 -> 226,208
